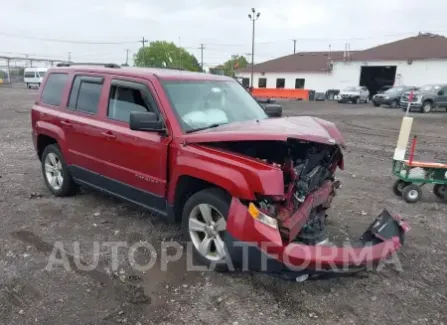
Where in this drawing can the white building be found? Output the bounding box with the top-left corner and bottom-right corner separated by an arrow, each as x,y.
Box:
236,33 -> 447,95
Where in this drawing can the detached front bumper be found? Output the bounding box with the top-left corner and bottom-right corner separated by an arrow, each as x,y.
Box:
224,198 -> 410,277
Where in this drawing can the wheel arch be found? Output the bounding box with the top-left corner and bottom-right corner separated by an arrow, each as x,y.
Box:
172,175 -> 231,223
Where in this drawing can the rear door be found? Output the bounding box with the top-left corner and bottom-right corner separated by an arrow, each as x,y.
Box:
62,73 -> 107,176
94,77 -> 171,214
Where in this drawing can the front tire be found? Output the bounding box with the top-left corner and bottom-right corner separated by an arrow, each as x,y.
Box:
41,144 -> 77,197
390,100 -> 398,108
355,97 -> 360,104
182,188 -> 231,271
402,184 -> 422,203
373,102 -> 380,107
421,101 -> 432,113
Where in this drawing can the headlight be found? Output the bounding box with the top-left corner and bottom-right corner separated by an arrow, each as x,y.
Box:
248,202 -> 278,229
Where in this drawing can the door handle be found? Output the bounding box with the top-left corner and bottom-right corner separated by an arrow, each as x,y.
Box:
101,131 -> 116,139
61,120 -> 72,127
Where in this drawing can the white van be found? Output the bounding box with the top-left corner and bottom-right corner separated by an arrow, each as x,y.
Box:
24,67 -> 47,88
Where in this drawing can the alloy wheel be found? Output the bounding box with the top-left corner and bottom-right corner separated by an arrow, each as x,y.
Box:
188,203 -> 227,261
44,152 -> 64,191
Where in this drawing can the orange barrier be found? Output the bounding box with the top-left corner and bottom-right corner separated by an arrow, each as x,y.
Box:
251,88 -> 309,100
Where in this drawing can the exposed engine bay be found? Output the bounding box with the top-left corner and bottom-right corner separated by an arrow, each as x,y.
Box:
206,139 -> 343,244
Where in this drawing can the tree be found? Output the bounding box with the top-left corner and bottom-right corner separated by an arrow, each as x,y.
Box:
133,41 -> 202,72
216,55 -> 249,77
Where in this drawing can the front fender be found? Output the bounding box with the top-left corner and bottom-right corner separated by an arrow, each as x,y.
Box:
167,144 -> 284,203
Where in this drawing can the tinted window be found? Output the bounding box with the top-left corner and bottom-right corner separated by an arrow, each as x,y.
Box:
107,84 -> 150,122
24,71 -> 35,78
68,76 -> 103,114
41,73 -> 69,106
77,82 -> 102,114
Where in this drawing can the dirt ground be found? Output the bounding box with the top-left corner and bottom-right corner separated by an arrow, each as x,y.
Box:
1,84 -> 446,325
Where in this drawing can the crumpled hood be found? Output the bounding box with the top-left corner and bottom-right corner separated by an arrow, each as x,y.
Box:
180,116 -> 345,147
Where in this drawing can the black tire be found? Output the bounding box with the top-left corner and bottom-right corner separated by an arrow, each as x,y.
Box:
41,144 -> 78,197
402,184 -> 422,203
182,188 -> 231,272
393,179 -> 410,196
421,101 -> 432,113
390,100 -> 398,108
354,97 -> 360,104
373,102 -> 380,107
433,184 -> 447,199
26,83 -> 30,89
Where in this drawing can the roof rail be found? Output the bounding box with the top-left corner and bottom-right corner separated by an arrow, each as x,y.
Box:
56,62 -> 121,68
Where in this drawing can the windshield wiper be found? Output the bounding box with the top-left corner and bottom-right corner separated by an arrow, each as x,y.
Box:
185,123 -> 226,133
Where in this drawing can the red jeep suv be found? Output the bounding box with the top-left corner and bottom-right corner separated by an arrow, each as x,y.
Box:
31,63 -> 408,279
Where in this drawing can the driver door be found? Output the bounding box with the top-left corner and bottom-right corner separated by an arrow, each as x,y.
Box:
437,86 -> 447,108
98,78 -> 171,213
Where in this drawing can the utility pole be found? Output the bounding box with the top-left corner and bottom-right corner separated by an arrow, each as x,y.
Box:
248,8 -> 261,89
293,39 -> 297,54
125,49 -> 130,66
199,44 -> 205,71
140,37 -> 148,66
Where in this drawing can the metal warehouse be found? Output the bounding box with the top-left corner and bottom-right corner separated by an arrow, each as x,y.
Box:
236,33 -> 447,96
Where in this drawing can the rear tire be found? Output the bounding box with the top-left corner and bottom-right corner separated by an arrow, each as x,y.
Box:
41,144 -> 78,197
433,184 -> 447,199
393,180 -> 410,196
373,102 -> 380,107
182,188 -> 231,272
355,97 -> 360,104
402,184 -> 422,203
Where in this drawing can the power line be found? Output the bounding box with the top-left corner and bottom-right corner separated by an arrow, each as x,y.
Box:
0,32 -> 138,45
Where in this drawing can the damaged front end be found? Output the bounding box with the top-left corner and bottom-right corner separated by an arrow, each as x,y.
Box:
207,138 -> 410,279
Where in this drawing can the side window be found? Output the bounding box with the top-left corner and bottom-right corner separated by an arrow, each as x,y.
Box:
24,71 -> 36,78
41,73 -> 69,106
68,75 -> 104,114
107,82 -> 154,123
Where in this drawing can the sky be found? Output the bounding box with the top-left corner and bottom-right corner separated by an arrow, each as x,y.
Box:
1,0 -> 447,69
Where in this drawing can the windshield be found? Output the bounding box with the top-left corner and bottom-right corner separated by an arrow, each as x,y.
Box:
38,71 -> 46,77
344,86 -> 360,91
420,85 -> 441,91
162,80 -> 268,132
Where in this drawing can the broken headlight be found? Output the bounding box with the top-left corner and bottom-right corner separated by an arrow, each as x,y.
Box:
248,202 -> 278,229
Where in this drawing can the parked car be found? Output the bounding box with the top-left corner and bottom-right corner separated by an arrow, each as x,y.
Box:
400,84 -> 447,113
372,85 -> 417,108
376,85 -> 393,94
31,63 -> 407,277
338,86 -> 370,104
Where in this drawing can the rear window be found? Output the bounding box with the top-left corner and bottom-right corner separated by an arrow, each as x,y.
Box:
41,73 -> 69,106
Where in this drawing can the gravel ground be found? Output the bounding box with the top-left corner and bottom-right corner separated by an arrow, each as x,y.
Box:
1,84 -> 446,325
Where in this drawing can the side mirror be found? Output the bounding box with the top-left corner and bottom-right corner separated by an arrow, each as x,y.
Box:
264,104 -> 282,117
129,111 -> 166,133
